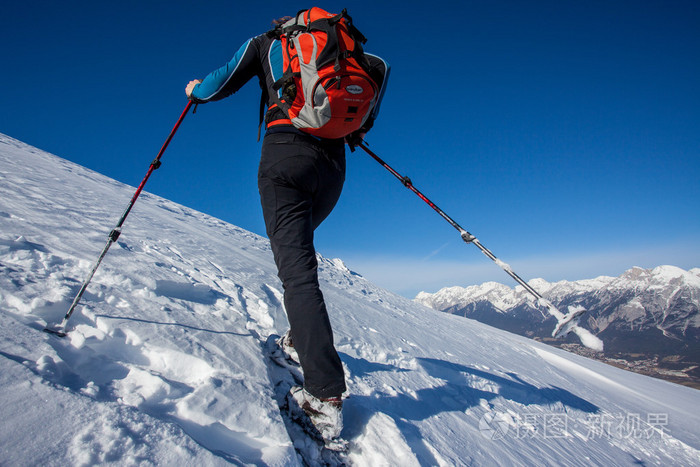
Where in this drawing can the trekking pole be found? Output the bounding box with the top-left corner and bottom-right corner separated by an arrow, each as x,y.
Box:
44,100 -> 195,337
357,141 -> 588,339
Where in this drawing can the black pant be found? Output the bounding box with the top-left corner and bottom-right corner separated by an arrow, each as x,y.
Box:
258,131 -> 347,399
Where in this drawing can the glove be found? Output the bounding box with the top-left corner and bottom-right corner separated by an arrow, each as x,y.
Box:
345,131 -> 366,152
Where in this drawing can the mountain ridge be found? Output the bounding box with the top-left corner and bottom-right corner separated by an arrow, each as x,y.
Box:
416,265 -> 700,386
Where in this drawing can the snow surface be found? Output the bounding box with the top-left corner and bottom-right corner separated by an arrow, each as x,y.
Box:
2,132 -> 700,466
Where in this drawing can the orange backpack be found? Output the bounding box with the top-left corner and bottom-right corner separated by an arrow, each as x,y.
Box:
268,8 -> 378,139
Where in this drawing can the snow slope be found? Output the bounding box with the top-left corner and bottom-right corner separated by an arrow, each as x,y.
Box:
1,132 -> 700,466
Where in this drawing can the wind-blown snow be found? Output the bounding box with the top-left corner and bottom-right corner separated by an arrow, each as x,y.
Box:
2,132 -> 700,466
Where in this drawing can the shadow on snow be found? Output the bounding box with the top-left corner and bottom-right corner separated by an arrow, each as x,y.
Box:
341,354 -> 599,464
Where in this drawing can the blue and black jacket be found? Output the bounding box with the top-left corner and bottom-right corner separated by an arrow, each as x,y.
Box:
190,31 -> 390,138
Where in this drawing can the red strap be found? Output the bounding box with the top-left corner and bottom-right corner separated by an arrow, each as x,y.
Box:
266,118 -> 292,128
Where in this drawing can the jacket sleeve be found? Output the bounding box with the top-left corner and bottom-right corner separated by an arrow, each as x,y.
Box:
361,53 -> 391,132
190,37 -> 260,103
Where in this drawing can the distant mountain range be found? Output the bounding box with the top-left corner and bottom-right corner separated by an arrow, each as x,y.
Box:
415,266 -> 700,359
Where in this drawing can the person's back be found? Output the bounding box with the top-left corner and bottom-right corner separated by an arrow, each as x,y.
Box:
185,8 -> 389,443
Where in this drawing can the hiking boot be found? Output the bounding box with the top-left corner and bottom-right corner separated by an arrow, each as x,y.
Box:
276,330 -> 300,365
290,386 -> 343,441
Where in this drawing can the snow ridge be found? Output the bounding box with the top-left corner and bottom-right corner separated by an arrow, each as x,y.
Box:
2,133 -> 700,465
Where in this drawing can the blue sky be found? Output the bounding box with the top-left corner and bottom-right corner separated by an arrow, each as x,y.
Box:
3,1 -> 699,297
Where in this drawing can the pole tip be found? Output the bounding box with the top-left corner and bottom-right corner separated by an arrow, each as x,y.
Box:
43,326 -> 67,338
